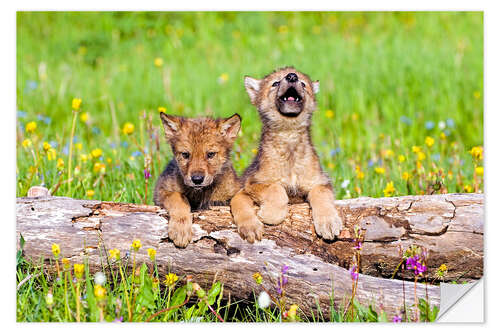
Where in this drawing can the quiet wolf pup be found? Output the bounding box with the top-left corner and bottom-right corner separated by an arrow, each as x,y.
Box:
230,67 -> 343,243
154,112 -> 242,247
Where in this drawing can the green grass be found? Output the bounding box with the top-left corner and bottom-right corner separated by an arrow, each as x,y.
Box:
16,241 -> 439,322
16,12 -> 483,202
16,12 -> 482,322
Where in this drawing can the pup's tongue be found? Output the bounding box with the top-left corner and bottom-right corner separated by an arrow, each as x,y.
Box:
287,96 -> 295,101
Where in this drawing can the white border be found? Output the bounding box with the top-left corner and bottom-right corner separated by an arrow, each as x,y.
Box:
4,1 -> 498,332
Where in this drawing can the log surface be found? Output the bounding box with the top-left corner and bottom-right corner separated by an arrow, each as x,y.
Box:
16,193 -> 484,317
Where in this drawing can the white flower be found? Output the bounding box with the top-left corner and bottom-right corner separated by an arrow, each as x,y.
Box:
341,179 -> 350,189
257,291 -> 271,308
45,292 -> 54,305
438,121 -> 446,130
94,271 -> 106,286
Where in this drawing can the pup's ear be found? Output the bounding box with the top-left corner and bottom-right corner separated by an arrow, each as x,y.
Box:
244,76 -> 261,105
312,80 -> 320,94
220,113 -> 241,142
159,112 -> 181,140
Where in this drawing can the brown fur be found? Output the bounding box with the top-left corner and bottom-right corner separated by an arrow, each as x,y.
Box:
230,67 -> 343,243
154,113 -> 242,247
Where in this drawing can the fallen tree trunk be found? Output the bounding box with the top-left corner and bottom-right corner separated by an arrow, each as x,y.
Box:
16,193 -> 483,318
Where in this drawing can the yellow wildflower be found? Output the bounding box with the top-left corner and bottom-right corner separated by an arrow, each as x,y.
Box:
93,162 -> 106,174
463,185 -> 473,193
412,146 -> 421,153
218,73 -> 229,84
398,155 -> 406,163
147,248 -> 157,261
374,167 -> 386,175
72,98 -> 82,111
355,166 -> 365,180
62,258 -> 70,269
91,148 -> 103,158
287,304 -> 299,321
253,272 -> 263,285
417,151 -> 426,161
75,143 -> 83,151
74,263 -> 85,279
22,139 -> 32,148
425,136 -> 435,147
164,273 -> 178,287
440,132 -> 446,140
278,25 -> 288,34
402,172 -> 410,181
154,57 -> 164,67
131,239 -> 142,251
106,157 -> 112,164
79,112 -> 89,122
475,166 -> 484,176
56,158 -> 64,170
325,110 -> 334,119
47,148 -> 57,161
473,91 -> 481,99
86,189 -> 95,198
109,248 -> 120,260
327,162 -> 335,169
382,149 -> 394,159
251,148 -> 257,155
129,156 -> 135,161
122,122 -> 135,135
43,142 -> 52,151
26,121 -> 37,133
439,264 -> 448,272
447,170 -> 453,180
52,243 -> 61,258
352,113 -> 359,121
416,161 -> 423,170
383,181 -> 395,197
469,146 -> 483,160
80,154 -> 88,162
158,106 -> 167,113
94,284 -> 106,299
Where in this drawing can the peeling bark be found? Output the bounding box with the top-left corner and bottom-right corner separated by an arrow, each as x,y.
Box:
16,193 -> 483,317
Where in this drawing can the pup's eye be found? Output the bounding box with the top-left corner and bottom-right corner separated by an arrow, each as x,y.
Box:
206,152 -> 216,159
181,152 -> 190,159
301,82 -> 306,87
272,81 -> 280,87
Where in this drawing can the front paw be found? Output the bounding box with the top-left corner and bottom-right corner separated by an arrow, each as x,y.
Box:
168,215 -> 193,248
237,217 -> 264,243
313,207 -> 342,240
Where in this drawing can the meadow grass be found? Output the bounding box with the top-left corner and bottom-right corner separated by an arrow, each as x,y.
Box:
16,12 -> 482,322
17,12 -> 483,202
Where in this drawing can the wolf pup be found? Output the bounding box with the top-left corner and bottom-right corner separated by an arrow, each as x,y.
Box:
154,112 -> 242,247
230,67 -> 343,243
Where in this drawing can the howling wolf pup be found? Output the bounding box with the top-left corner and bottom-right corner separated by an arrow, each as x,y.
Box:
154,113 -> 242,247
230,67 -> 343,243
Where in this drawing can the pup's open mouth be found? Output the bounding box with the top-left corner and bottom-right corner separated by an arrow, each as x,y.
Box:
279,87 -> 302,102
276,86 -> 304,117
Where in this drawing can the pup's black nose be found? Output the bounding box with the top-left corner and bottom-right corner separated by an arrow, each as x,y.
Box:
191,174 -> 205,185
285,72 -> 298,83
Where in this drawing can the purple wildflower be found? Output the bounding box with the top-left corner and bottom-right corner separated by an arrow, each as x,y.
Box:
281,265 -> 289,274
349,264 -> 359,281
405,255 -> 427,276
392,314 -> 402,323
353,240 -> 362,250
144,169 -> 151,179
114,316 -> 123,322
